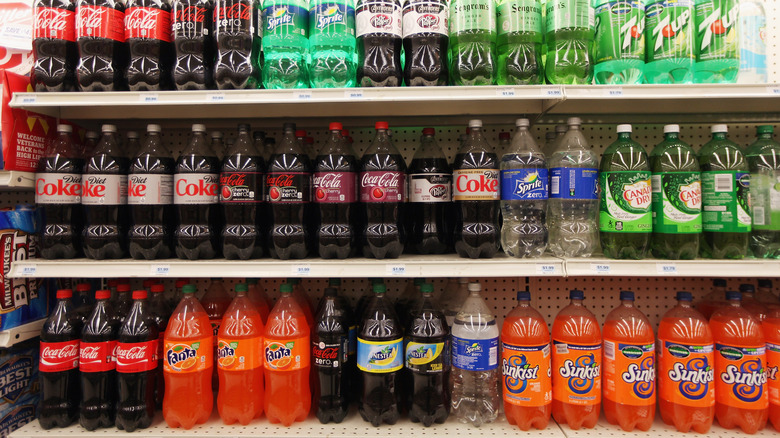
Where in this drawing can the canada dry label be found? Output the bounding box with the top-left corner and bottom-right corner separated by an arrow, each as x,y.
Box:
79,341 -> 117,373
217,336 -> 262,371
766,341 -> 780,405
750,172 -> 780,231
402,0 -> 448,37
264,336 -> 310,371
263,3 -> 308,36
266,172 -> 311,203
594,0 -> 645,63
496,0 -> 542,36
453,168 -> 499,201
409,173 -> 451,202
310,2 -> 355,35
450,0 -> 494,33
715,343 -> 768,410
128,174 -> 173,205
355,0 -> 402,38
549,168 -> 598,200
658,340 -> 714,407
164,337 -> 212,373
644,0 -> 695,62
125,6 -> 172,42
405,340 -> 449,373
357,338 -> 403,373
39,340 -> 80,372
360,171 -> 405,203
701,171 -> 751,233
81,174 -> 128,205
500,168 -> 548,200
174,173 -> 220,204
651,172 -> 702,234
694,0 -> 738,62
501,342 -> 552,407
545,0 -> 594,32
35,173 -> 82,204
76,4 -> 125,42
313,336 -> 348,368
452,336 -> 498,371
34,7 -> 76,42
552,340 -> 601,405
115,340 -> 158,373
313,171 -> 357,203
220,171 -> 263,203
599,171 -> 652,233
603,339 -> 655,405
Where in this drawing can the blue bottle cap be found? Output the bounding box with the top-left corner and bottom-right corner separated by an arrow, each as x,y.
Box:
739,284 -> 755,293
570,290 -> 584,300
726,291 -> 741,301
517,291 -> 530,301
759,279 -> 773,288
676,291 -> 692,302
620,291 -> 635,301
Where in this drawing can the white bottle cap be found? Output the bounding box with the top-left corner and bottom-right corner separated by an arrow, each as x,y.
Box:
458,277 -> 469,284
147,124 -> 161,133
616,124 -> 632,133
468,119 -> 483,128
567,117 -> 581,126
57,124 -> 72,133
556,125 -> 567,133
663,124 -> 680,133
127,131 -> 139,139
515,118 -> 530,128
468,282 -> 481,292
101,124 -> 117,133
86,131 -> 99,139
211,131 -> 223,138
711,124 -> 728,133
192,124 -> 206,132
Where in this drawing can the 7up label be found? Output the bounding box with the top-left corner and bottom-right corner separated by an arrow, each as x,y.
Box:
594,0 -> 644,63
694,0 -> 737,61
644,0 -> 694,62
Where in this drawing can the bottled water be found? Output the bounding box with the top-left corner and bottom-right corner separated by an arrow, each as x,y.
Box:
262,0 -> 310,88
643,0 -> 695,84
593,0 -> 645,84
441,278 -> 469,328
545,0 -> 594,84
737,0 -> 766,83
308,0 -> 357,88
693,0 -> 739,83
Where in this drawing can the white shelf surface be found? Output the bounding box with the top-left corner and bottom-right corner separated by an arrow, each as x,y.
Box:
0,170 -> 35,190
0,319 -> 44,348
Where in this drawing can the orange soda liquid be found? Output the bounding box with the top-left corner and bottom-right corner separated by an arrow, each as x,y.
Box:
762,305 -> 780,432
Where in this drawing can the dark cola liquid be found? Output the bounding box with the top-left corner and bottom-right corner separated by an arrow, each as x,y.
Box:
360,153 -> 406,259
403,34 -> 448,86
172,0 -> 214,89
213,0 -> 258,89
79,299 -> 119,430
266,153 -> 311,259
39,299 -> 82,429
32,0 -> 78,91
407,157 -> 451,254
37,156 -> 84,259
313,291 -> 351,423
175,154 -> 222,259
75,0 -> 129,91
453,152 -> 500,258
129,155 -> 175,259
314,154 -> 358,259
221,153 -> 265,259
357,37 -> 402,87
126,0 -> 175,90
83,154 -> 129,259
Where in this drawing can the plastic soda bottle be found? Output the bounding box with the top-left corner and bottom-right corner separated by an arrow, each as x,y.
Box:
264,283 -> 311,426
441,278 -> 469,328
599,125 -> 651,259
602,291 -> 655,431
262,0 -> 309,88
448,0 -> 496,85
757,278 -> 777,304
697,277 -> 728,319
308,0 -> 356,87
544,0 -> 594,84
699,124 -> 750,259
496,0 -> 544,84
543,124 -> 567,158
593,0 -> 645,84
247,278 -> 271,323
762,297 -> 780,432
313,286 -> 350,423
501,290 -> 551,430
739,283 -> 768,323
163,284 -> 214,429
650,125 -> 702,259
746,125 -> 780,258
551,289 -> 601,430
657,291 -> 714,433
711,291 -> 768,433
693,0 -> 739,83
643,0 -> 695,84
737,0 -> 766,83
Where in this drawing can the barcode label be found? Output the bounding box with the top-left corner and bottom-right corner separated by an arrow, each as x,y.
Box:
604,340 -> 615,360
555,343 -> 569,354
715,173 -> 733,192
754,206 -> 765,225
489,346 -> 498,366
652,175 -> 662,193
551,176 -> 560,195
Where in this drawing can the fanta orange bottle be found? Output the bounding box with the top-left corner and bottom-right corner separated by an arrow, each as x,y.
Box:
163,284 -> 213,429
658,291 -> 714,434
762,299 -> 780,432
264,283 -> 310,426
696,278 -> 727,320
711,291 -> 768,434
501,291 -> 551,431
247,278 -> 270,324
217,283 -> 264,425
551,290 -> 601,430
202,278 -> 231,389
602,291 -> 655,431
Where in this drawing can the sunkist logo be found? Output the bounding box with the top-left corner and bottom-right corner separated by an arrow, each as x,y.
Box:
698,5 -> 737,51
668,358 -> 714,399
651,6 -> 691,51
503,354 -> 539,394
621,355 -> 655,399
166,344 -> 198,371
513,172 -> 544,197
559,355 -> 600,394
721,359 -> 767,402
316,5 -> 343,29
622,180 -> 651,209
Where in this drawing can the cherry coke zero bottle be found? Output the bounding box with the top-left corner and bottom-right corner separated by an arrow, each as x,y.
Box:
172,0 -> 214,89
313,287 -> 350,423
32,0 -> 78,91
75,0 -> 128,90
355,0 -> 403,86
125,0 -> 174,90
402,0 -> 448,86
213,0 -> 259,89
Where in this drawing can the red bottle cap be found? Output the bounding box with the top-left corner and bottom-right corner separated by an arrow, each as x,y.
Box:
143,279 -> 154,288
108,279 -> 119,287
329,122 -> 343,131
132,290 -> 148,300
422,128 -> 435,136
76,283 -> 90,292
56,289 -> 73,299
341,129 -> 350,136
95,290 -> 111,300
375,122 -> 389,130
175,279 -> 188,288
151,284 -> 164,293
295,130 -> 307,138
117,284 -> 131,292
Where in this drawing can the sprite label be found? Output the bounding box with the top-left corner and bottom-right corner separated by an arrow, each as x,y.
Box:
497,0 -> 542,36
651,171 -> 702,234
310,2 -> 355,36
594,0 -> 644,63
644,0 -> 694,62
701,171 -> 751,233
263,2 -> 309,36
694,0 -> 738,61
599,171 -> 652,233
545,0 -> 594,32
450,0 -> 495,33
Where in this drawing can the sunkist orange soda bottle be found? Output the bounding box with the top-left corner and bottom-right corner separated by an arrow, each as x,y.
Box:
657,291 -> 715,433
264,283 -> 311,426
551,289 -> 601,430
163,284 -> 213,429
602,291 -> 655,431
711,290 -> 768,434
217,283 -> 264,425
501,290 -> 551,431
762,296 -> 780,432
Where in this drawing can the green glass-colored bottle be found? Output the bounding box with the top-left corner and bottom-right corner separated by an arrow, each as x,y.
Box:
746,125 -> 780,258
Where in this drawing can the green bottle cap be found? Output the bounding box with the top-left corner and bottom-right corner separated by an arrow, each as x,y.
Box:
235,284 -> 248,293
329,278 -> 341,286
373,284 -> 386,294
247,278 -> 258,285
758,125 -> 774,135
280,283 -> 293,293
182,285 -> 196,294
420,284 -> 434,293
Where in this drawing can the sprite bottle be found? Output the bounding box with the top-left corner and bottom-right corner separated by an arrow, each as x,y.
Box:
643,0 -> 695,84
496,0 -> 544,84
449,0 -> 497,85
699,125 -> 749,259
650,124 -> 701,259
599,125 -> 651,259
593,0 -> 645,84
746,125 -> 780,259
693,0 -> 739,83
544,0 -> 594,84
262,0 -> 310,88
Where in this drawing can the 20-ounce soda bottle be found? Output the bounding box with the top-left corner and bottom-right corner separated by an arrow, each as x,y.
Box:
448,0 -> 496,85
125,0 -> 174,90
544,0 -> 594,84
593,0 -> 644,84
308,0 -> 356,87
172,0 -> 215,89
643,0 -> 695,84
403,0 -> 449,86
747,125 -> 780,258
32,0 -> 78,91
313,286 -> 350,423
79,290 -> 118,431
356,0 -> 403,86
214,0 -> 260,89
496,0 -> 543,85
693,0 -> 739,83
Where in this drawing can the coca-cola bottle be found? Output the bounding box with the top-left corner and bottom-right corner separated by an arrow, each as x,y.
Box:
221,124 -> 265,259
128,124 -> 175,259
265,123 -> 312,259
115,283 -> 133,322
79,289 -> 119,431
32,0 -> 78,91
39,289 -> 82,429
36,124 -> 83,259
314,123 -> 359,259
452,119 -> 500,258
149,284 -> 170,408
359,121 -> 406,259
407,128 -> 452,254
83,124 -> 129,259
313,286 -> 350,423
174,124 -> 221,259
125,0 -> 174,90
75,0 -> 128,90
172,0 -> 215,89
213,0 -> 259,89
74,282 -> 93,321
115,290 -> 158,432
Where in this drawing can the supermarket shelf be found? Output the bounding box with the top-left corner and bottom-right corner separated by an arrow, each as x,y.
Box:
0,171 -> 35,190
560,416 -> 778,438
564,257 -> 780,278
0,319 -> 44,348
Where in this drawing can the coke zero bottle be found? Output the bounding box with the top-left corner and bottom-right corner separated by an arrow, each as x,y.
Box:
313,287 -> 350,423
149,284 -> 170,408
355,0 -> 402,86
213,0 -> 259,89
125,0 -> 174,90
75,0 -> 128,90
402,0 -> 448,86
32,0 -> 78,91
172,0 -> 215,89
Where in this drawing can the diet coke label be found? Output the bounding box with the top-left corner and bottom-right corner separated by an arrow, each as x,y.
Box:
128,174 -> 173,205
360,171 -> 405,203
409,173 -> 451,202
220,171 -> 262,203
40,340 -> 80,372
402,0 -> 447,37
125,6 -> 172,42
266,172 -> 311,203
174,173 -> 219,204
35,173 -> 82,204
115,340 -> 158,373
81,174 -> 128,205
80,341 -> 117,373
34,7 -> 77,42
313,171 -> 357,203
76,4 -> 125,42
453,169 -> 499,201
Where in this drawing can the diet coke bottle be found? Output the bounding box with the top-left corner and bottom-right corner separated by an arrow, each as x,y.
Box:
125,0 -> 174,90
75,0 -> 128,90
32,0 -> 78,91
172,0 -> 214,89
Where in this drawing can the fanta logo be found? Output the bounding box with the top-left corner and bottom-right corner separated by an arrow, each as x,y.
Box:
651,8 -> 691,51
503,355 -> 538,395
668,359 -> 714,400
698,5 -> 738,51
466,343 -> 483,355
267,8 -> 292,30
559,356 -> 600,394
265,342 -> 293,368
514,172 -> 544,197
679,181 -> 701,209
217,344 -> 235,359
622,180 -> 651,209
166,344 -> 197,370
721,361 -> 767,402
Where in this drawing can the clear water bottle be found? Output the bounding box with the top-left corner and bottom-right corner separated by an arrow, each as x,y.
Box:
441,277 -> 469,328
737,0 -> 766,83
262,0 -> 310,88
451,282 -> 500,426
643,0 -> 695,84
746,126 -> 780,258
593,0 -> 644,84
693,0 -> 739,83
547,117 -> 599,257
500,118 -> 548,258
544,0 -> 594,84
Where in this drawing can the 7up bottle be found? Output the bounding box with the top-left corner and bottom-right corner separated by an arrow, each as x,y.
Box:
693,0 -> 738,83
643,0 -> 695,84
593,0 -> 645,84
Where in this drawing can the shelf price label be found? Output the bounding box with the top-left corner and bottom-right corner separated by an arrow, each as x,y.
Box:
536,264 -> 559,275
292,264 -> 311,276
294,91 -> 313,100
150,264 -> 170,276
541,86 -> 563,98
20,95 -> 37,104
140,94 -> 159,103
603,87 -> 623,97
206,93 -> 225,102
591,263 -> 611,274
386,264 -> 406,276
768,86 -> 780,96
18,265 -> 37,277
345,90 -> 364,99
656,263 -> 677,275
496,88 -> 516,97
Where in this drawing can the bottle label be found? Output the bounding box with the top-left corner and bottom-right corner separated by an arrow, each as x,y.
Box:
694,0 -> 738,62
125,6 -> 172,42
405,340 -> 449,373
594,0 -> 645,63
452,168 -> 499,201
35,173 -> 82,204
452,336 -> 498,371
739,14 -> 766,71
409,173 -> 451,202
701,171 -> 751,233
496,0 -> 542,36
360,171 -> 405,202
355,0 -> 402,38
173,5 -> 209,39
599,171 -> 652,233
450,0 -> 495,33
263,3 -> 308,37
312,337 -> 349,368
402,0 -> 448,37
214,0 -> 252,36
502,342 -> 552,407
39,340 -> 80,372
603,339 -> 655,406
164,336 -> 213,373
217,336 -> 263,371
357,337 -> 403,372
79,341 -> 117,373
500,168 -> 548,201
264,336 -> 310,371
220,171 -> 263,203
76,4 -> 125,42
766,342 -> 780,406
128,174 -> 173,205
651,172 -> 702,234
549,167 -> 598,200
34,7 -> 76,42
310,2 -> 355,36
750,172 -> 780,231
552,341 -> 601,405
313,171 -> 357,203
81,174 -> 128,206
545,0 -> 594,32
644,0 -> 695,63
115,340 -> 158,373
266,172 -> 311,203
174,173 -> 220,204
657,340 -> 715,407
714,343 -> 768,409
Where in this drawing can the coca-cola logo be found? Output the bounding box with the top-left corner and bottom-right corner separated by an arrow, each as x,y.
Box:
128,177 -> 146,197
313,347 -> 339,360
35,8 -> 71,33
267,174 -> 296,188
361,172 -> 400,188
77,6 -> 108,31
83,176 -> 107,198
174,5 -> 205,22
116,344 -> 152,362
429,184 -> 446,198
417,14 -> 439,29
370,14 -> 392,29
35,175 -> 82,197
42,344 -> 79,360
221,173 -> 247,187
125,8 -> 160,31
176,176 -> 219,197
215,2 -> 250,20
313,172 -> 343,188
80,346 -> 102,360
